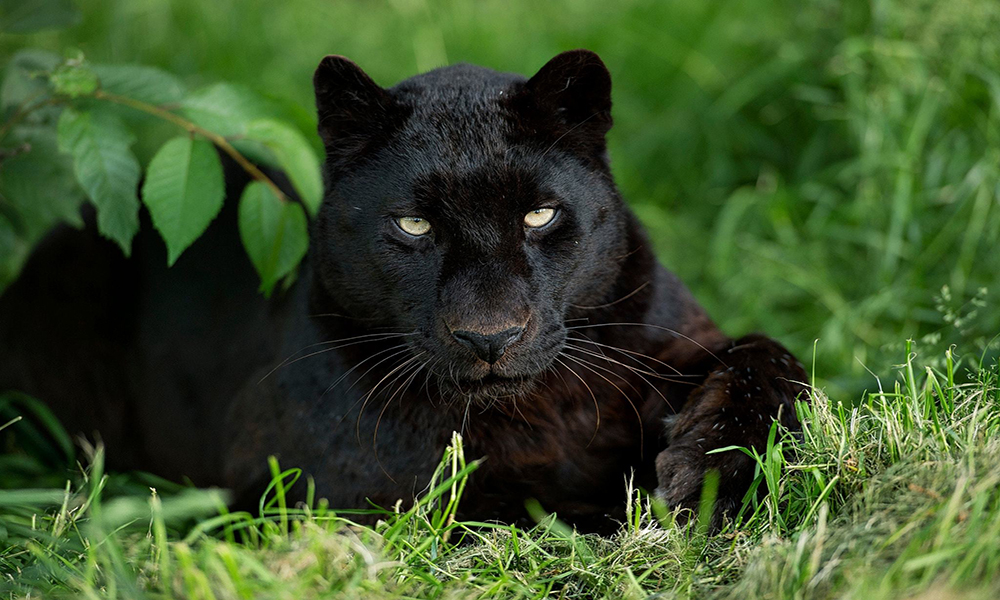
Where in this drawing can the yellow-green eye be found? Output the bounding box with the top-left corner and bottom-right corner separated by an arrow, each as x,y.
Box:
397,216 -> 431,236
524,207 -> 556,228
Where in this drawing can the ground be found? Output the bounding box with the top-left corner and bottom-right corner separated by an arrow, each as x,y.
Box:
1,346 -> 998,599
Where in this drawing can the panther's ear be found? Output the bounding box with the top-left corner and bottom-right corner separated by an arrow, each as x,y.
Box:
520,49 -> 613,151
313,55 -> 393,164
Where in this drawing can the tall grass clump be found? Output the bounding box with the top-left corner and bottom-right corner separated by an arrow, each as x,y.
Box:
1,344 -> 998,598
727,346 -> 1000,599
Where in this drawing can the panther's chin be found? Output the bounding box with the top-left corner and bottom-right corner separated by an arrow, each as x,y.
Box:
438,371 -> 540,404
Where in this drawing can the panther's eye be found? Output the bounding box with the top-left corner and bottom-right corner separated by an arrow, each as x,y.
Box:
396,216 -> 431,236
524,207 -> 556,228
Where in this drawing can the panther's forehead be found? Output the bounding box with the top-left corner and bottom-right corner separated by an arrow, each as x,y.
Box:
388,64 -> 525,172
391,109 -> 510,175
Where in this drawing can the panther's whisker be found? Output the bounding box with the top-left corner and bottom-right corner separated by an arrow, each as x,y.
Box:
315,344 -> 418,479
323,344 -> 413,403
510,397 -> 532,428
564,340 -> 686,382
565,333 -> 694,377
259,331 -> 417,384
328,345 -> 416,431
374,354 -> 427,445
447,362 -> 470,399
372,354 -> 427,477
460,394 -> 472,436
553,355 -> 601,446
560,351 -> 645,455
355,354 -> 422,444
563,342 -> 698,395
568,280 -> 650,310
566,322 -> 728,367
560,348 -> 647,404
563,342 -> 689,411
421,357 -> 441,403
563,343 -> 676,409
564,340 -> 686,419
307,312 -> 386,324
548,358 -> 571,392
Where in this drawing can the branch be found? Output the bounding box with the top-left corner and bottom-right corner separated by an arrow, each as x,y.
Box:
92,90 -> 289,202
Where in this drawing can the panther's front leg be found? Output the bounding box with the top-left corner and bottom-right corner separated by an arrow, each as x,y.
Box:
655,334 -> 810,521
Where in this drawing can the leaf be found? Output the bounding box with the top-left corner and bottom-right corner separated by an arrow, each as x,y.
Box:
57,108 -> 140,255
0,0 -> 80,34
178,83 -> 318,167
0,489 -> 67,507
237,182 -> 308,296
49,62 -> 98,98
0,50 -> 61,113
179,83 -> 276,137
141,136 -> 225,266
244,119 -> 323,216
91,63 -> 186,105
0,122 -> 84,239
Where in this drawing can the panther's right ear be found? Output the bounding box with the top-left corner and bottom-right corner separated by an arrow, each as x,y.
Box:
509,49 -> 613,158
313,55 -> 393,163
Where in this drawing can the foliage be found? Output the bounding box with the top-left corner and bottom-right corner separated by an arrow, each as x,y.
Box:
1,346 -> 999,598
0,47 -> 319,295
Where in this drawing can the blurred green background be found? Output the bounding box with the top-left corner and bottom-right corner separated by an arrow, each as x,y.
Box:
2,0 -> 998,398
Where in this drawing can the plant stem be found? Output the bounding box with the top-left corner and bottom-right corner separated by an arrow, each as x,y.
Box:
92,90 -> 288,202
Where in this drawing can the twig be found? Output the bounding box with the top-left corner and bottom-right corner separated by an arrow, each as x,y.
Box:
92,90 -> 288,202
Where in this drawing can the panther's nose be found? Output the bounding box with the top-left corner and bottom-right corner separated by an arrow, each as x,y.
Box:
451,326 -> 525,364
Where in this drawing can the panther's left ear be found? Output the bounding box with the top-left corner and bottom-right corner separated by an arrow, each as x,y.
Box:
313,55 -> 396,169
516,49 -> 613,151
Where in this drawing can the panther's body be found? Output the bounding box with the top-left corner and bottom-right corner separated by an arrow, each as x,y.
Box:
0,51 -> 808,529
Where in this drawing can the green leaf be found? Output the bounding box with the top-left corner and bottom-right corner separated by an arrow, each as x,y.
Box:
0,489 -> 67,507
0,0 -> 80,33
57,108 -> 140,255
0,50 -> 60,114
141,136 -> 225,266
92,63 -> 186,105
244,119 -> 323,216
179,83 -> 275,137
0,122 -> 84,240
238,182 -> 308,296
50,63 -> 99,98
178,83 -> 317,167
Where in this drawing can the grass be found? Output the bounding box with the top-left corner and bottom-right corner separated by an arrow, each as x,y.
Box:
2,345 -> 999,598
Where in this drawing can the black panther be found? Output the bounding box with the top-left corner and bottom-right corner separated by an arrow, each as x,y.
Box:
0,50 -> 808,528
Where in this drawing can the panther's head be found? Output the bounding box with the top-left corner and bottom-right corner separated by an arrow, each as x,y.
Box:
311,50 -> 634,402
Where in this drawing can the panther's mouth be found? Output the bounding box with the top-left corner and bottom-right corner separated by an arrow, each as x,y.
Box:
440,371 -> 538,402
